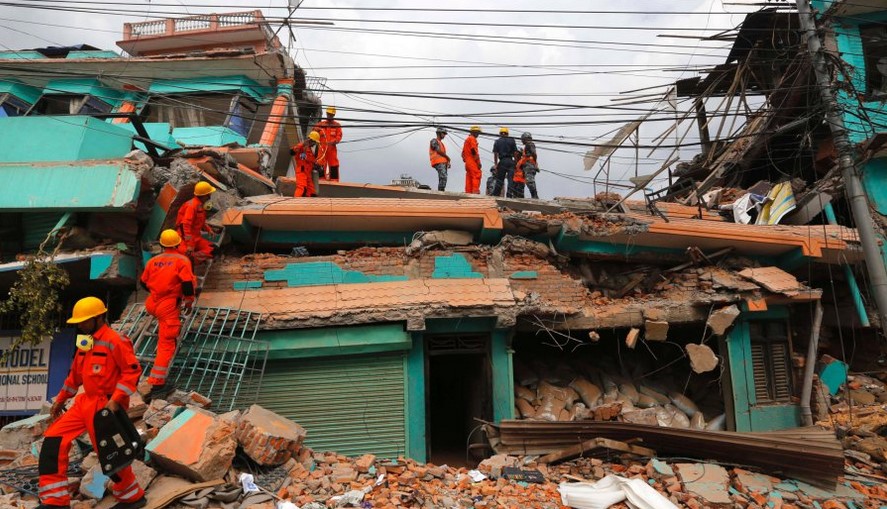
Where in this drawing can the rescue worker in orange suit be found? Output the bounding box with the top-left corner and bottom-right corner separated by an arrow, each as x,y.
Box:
291,131 -> 320,197
429,126 -> 451,191
509,155 -> 526,198
140,229 -> 197,403
516,132 -> 539,199
38,297 -> 145,509
313,106 -> 343,181
462,126 -> 482,194
175,181 -> 218,263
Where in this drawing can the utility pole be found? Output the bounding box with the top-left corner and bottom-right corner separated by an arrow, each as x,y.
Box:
796,0 -> 887,331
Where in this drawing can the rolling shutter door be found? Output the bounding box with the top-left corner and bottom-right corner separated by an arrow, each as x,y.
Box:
257,353 -> 407,458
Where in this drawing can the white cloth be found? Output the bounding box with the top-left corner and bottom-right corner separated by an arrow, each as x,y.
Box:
559,475 -> 679,509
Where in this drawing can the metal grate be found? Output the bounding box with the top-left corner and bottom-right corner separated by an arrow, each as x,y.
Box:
0,461 -> 81,496
117,305 -> 268,412
304,76 -> 327,97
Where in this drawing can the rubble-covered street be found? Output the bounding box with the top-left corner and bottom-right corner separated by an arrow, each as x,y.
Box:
0,371 -> 884,509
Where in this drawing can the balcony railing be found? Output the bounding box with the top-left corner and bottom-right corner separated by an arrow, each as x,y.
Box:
124,10 -> 265,40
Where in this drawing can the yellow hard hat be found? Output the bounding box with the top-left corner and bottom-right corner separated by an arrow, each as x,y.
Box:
470,125 -> 482,133
326,106 -> 336,115
67,297 -> 108,324
308,131 -> 321,142
194,181 -> 216,196
499,127 -> 509,135
159,229 -> 181,247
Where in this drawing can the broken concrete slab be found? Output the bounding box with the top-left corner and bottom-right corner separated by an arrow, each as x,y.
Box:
706,304 -> 740,335
676,463 -> 732,507
644,320 -> 669,341
146,408 -> 236,482
686,343 -> 719,373
0,413 -> 51,450
235,405 -> 306,466
732,467 -> 777,495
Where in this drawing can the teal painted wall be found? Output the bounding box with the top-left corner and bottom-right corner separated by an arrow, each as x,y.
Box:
0,116 -> 133,162
491,329 -> 515,423
258,323 -> 411,360
148,76 -> 272,103
0,162 -> 140,210
725,307 -> 800,432
0,81 -> 41,105
406,332 -> 427,462
43,78 -> 123,106
264,261 -> 408,287
172,126 -> 246,147
117,122 -> 180,151
432,254 -> 483,279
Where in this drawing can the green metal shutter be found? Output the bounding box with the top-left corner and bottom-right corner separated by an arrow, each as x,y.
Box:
257,353 -> 407,459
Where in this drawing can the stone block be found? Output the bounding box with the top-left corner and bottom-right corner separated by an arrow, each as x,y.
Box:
235,405 -> 306,466
142,399 -> 178,429
166,390 -> 212,408
625,328 -> 640,349
146,408 -> 236,482
79,464 -> 110,499
707,305 -> 740,335
0,414 -> 51,450
686,343 -> 719,373
644,320 -> 669,341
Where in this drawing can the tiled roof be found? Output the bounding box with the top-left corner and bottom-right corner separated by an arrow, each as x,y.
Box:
197,277 -> 516,319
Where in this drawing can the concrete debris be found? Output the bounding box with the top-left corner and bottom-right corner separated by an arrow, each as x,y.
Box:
706,304 -> 740,335
625,327 -> 640,349
644,320 -> 669,341
0,396 -> 883,508
236,405 -> 307,466
685,343 -> 719,374
145,407 -> 237,482
0,414 -> 51,450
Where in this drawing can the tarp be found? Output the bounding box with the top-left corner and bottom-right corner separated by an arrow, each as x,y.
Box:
559,475 -> 678,509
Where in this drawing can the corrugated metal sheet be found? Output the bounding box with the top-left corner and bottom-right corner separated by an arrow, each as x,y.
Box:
22,212 -> 63,250
257,354 -> 407,458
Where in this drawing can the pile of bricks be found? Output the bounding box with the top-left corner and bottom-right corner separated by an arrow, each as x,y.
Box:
0,398 -> 881,508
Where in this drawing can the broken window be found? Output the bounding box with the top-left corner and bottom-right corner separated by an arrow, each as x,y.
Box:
28,94 -> 112,115
860,25 -> 887,98
144,93 -> 260,137
0,94 -> 30,117
748,321 -> 793,403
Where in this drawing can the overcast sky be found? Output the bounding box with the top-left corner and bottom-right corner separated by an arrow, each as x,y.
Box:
0,0 -> 765,198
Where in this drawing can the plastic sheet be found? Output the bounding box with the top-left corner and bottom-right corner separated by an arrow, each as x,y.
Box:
559,475 -> 679,509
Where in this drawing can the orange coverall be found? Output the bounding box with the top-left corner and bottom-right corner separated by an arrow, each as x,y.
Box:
175,197 -> 214,260
313,119 -> 343,180
38,324 -> 143,507
141,249 -> 196,387
291,141 -> 318,197
462,136 -> 482,194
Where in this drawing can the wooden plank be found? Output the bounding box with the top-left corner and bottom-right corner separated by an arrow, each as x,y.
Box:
538,437 -> 656,465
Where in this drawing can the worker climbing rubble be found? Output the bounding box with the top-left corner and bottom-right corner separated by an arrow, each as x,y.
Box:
517,132 -> 540,199
490,127 -> 518,196
37,297 -> 145,509
313,106 -> 343,182
429,126 -> 451,191
175,181 -> 219,263
462,125 -> 483,194
140,229 -> 197,403
291,131 -> 320,197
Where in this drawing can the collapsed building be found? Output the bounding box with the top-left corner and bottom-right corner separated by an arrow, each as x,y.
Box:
0,4 -> 882,490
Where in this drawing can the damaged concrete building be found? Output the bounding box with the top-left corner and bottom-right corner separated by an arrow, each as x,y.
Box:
0,6 -> 882,477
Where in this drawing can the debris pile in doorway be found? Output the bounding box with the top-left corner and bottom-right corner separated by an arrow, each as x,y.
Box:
512,366 -> 724,430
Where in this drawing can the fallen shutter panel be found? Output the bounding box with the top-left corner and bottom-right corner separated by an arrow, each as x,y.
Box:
257,353 -> 406,459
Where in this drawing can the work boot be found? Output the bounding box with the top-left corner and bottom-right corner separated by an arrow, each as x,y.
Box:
144,384 -> 175,404
110,496 -> 147,509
